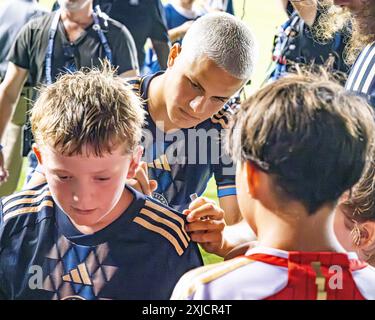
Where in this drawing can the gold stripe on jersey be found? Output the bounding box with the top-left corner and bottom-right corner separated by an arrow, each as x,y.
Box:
172,257 -> 254,299
140,208 -> 189,248
148,154 -> 171,172
211,108 -> 233,128
133,217 -> 184,256
1,186 -> 48,207
2,190 -> 52,213
144,200 -> 190,241
3,200 -> 54,222
160,155 -> 171,171
62,264 -> 93,286
211,117 -> 228,129
126,76 -> 145,97
71,269 -> 82,284
154,158 -> 163,169
78,263 -> 92,286
130,82 -> 140,92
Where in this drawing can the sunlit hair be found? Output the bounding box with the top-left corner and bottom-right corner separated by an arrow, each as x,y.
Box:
314,0 -> 375,64
227,67 -> 375,214
181,12 -> 257,80
338,157 -> 375,263
339,159 -> 375,222
31,61 -> 145,156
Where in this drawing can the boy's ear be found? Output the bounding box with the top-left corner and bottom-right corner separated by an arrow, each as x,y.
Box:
127,146 -> 143,179
358,221 -> 375,251
244,161 -> 261,199
32,144 -> 43,165
167,43 -> 181,68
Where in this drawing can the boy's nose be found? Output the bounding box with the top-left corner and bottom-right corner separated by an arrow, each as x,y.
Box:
71,190 -> 93,209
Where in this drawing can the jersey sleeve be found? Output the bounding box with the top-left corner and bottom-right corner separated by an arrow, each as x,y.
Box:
110,22 -> 139,74
211,105 -> 237,198
148,0 -> 169,42
171,264 -> 218,300
167,241 -> 203,298
6,20 -> 34,70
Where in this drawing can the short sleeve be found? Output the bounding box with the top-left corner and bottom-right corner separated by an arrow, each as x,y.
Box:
149,0 -> 169,43
110,23 -> 139,74
212,152 -> 237,198
7,20 -> 34,70
210,121 -> 237,198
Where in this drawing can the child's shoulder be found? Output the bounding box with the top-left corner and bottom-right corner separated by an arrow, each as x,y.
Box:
133,195 -> 193,257
171,257 -> 257,299
1,182 -> 54,227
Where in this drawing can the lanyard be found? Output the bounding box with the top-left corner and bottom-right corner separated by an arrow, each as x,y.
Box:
44,7 -> 112,85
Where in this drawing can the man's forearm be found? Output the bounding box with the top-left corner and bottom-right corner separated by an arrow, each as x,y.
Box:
168,27 -> 184,43
0,88 -> 20,142
0,63 -> 29,143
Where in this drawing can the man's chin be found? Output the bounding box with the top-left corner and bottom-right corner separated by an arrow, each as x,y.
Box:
171,114 -> 203,129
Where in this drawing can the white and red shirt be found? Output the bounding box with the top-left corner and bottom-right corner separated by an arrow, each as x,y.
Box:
172,246 -> 375,300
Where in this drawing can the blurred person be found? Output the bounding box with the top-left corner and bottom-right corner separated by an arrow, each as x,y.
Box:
172,69 -> 375,300
164,0 -> 201,44
0,0 -> 139,189
143,0 -> 235,75
201,0 -> 234,15
317,0 -> 375,107
0,0 -> 46,196
143,0 -> 202,74
85,0 -> 171,74
267,0 -> 349,82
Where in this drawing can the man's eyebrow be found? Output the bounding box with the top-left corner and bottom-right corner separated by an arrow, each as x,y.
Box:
213,94 -> 230,101
189,76 -> 230,101
189,76 -> 205,92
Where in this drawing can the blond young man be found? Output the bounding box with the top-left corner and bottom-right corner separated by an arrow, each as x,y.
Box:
0,66 -> 202,300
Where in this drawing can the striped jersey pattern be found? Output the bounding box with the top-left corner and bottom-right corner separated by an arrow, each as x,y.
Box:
346,42 -> 375,108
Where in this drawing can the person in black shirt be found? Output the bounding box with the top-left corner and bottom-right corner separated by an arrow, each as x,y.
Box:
58,0 -> 171,72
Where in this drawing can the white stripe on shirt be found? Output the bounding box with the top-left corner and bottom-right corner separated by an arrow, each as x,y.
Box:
346,44 -> 372,90
353,46 -> 375,91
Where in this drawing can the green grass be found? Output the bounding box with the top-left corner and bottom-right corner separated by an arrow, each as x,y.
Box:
8,0 -> 286,264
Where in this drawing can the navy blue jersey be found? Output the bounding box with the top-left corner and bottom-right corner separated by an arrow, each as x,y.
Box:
129,73 -> 237,212
164,3 -> 200,34
346,42 -> 375,108
0,183 -> 202,300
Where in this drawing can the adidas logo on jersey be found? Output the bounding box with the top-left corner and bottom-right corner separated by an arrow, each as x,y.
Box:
148,154 -> 171,171
62,263 -> 92,286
